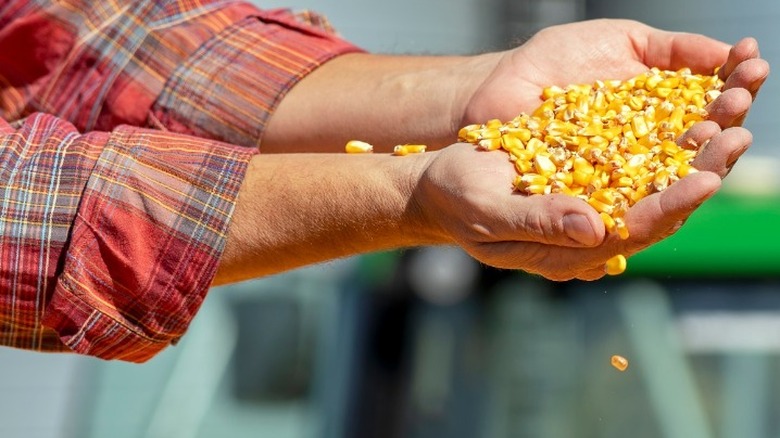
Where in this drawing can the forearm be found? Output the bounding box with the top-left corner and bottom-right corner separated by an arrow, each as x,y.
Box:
262,52 -> 501,153
214,151 -> 448,284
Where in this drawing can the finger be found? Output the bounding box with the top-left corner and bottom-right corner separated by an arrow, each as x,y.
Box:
723,58 -> 770,100
677,120 -> 721,149
505,193 -> 606,248
691,127 -> 753,177
622,171 -> 721,253
719,38 -> 761,80
576,265 -> 609,282
705,87 -> 753,128
645,31 -> 730,73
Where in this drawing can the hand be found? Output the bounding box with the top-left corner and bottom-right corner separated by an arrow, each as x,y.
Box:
416,128 -> 752,281
417,32 -> 767,280
464,19 -> 768,131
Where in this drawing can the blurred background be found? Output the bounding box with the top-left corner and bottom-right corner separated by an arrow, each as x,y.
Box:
3,0 -> 780,437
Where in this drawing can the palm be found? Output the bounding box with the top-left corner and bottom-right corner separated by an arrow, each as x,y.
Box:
465,19 -> 730,125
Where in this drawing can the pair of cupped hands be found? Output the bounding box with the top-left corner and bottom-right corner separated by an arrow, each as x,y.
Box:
416,19 -> 769,281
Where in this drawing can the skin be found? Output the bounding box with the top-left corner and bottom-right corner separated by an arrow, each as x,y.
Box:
213,19 -> 769,285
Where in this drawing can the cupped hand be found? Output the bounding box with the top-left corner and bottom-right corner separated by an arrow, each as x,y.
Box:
464,19 -> 768,130
420,26 -> 767,280
416,124 -> 752,281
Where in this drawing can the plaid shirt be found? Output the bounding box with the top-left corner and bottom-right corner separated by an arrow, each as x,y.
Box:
0,0 -> 361,362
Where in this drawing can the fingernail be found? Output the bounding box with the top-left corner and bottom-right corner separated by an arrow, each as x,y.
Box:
563,214 -> 599,246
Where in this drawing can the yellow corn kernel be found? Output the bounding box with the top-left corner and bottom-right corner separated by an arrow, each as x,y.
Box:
510,148 -> 535,162
600,212 -> 616,232
485,119 -> 502,130
525,184 -> 551,195
654,169 -> 672,191
478,138 -> 502,151
605,254 -> 627,276
505,127 -> 532,143
579,123 -> 603,137
591,188 -> 617,206
630,114 -> 651,139
674,149 -> 697,163
515,159 -> 533,174
677,163 -> 697,178
345,140 -> 374,154
611,354 -> 629,371
481,128 -> 502,140
573,170 -> 593,187
518,173 -> 549,187
668,106 -> 685,132
705,89 -> 721,103
644,74 -> 663,90
613,176 -> 634,188
405,144 -> 427,154
614,217 -> 630,240
573,156 -> 595,174
552,171 -> 574,187
542,85 -> 565,100
458,124 -> 481,142
587,196 -> 615,215
627,95 -> 645,111
657,77 -> 681,89
533,100 -> 556,119
393,144 -> 427,156
463,129 -> 482,143
691,93 -> 706,109
534,154 -> 558,177
501,133 -> 524,150
526,138 -> 546,154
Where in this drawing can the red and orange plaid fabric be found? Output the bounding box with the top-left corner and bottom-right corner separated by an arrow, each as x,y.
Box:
0,0 -> 361,362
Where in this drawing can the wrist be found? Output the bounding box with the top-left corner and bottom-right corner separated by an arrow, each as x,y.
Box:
451,52 -> 504,131
395,150 -> 454,246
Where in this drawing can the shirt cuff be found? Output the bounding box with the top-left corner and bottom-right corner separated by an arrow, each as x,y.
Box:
41,125 -> 253,362
150,8 -> 364,148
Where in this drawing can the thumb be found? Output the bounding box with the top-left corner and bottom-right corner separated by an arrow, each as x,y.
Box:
502,193 -> 605,247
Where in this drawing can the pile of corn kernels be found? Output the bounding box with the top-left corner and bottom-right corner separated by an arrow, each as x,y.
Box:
457,67 -> 725,274
346,67 -> 725,275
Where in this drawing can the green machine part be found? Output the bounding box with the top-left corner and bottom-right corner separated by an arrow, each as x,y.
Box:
627,192 -> 780,277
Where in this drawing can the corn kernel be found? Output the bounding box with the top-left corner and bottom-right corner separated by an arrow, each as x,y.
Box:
600,212 -> 616,232
485,119 -> 502,130
611,354 -> 629,371
478,138 -> 502,151
393,144 -> 427,156
458,124 -> 481,142
605,254 -> 627,276
345,140 -> 374,154
534,154 -> 557,176
614,217 -> 630,240
501,134 -> 524,150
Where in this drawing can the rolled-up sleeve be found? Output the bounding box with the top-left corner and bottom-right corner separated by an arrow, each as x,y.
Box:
0,1 -> 362,361
150,8 -> 364,147
0,1 -> 364,148
0,113 -> 253,362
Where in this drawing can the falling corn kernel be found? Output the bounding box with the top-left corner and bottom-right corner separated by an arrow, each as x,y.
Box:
345,140 -> 374,154
458,67 -> 724,275
605,254 -> 627,276
611,354 -> 629,371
